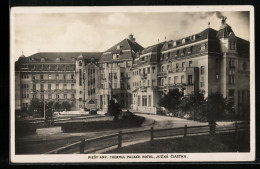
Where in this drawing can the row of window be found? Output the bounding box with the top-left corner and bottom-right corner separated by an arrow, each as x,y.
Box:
133,67 -> 156,76
35,94 -> 75,99
161,44 -> 206,61
100,61 -> 131,68
88,88 -> 96,96
31,74 -> 74,80
32,83 -> 74,90
135,95 -> 152,107
133,79 -> 156,87
31,64 -> 74,71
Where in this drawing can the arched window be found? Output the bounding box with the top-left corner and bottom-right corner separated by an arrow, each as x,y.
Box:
79,61 -> 82,66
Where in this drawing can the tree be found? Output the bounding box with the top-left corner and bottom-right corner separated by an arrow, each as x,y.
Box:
204,93 -> 233,122
28,98 -> 43,115
158,89 -> 183,112
54,102 -> 61,111
62,101 -> 71,111
107,99 -> 122,121
178,92 -> 205,120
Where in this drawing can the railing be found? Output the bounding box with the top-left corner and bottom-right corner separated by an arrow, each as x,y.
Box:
44,121 -> 249,154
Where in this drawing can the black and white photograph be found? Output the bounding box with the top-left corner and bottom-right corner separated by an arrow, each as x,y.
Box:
10,6 -> 255,163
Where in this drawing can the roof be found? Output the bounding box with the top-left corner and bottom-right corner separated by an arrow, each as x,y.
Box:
100,38 -> 144,62
216,23 -> 234,39
161,28 -> 218,52
16,52 -> 102,63
105,38 -> 144,53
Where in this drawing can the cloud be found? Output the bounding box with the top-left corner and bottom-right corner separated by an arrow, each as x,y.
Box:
100,13 -> 130,27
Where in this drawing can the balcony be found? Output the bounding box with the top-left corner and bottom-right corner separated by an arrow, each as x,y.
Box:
32,79 -> 76,83
157,71 -> 167,77
140,73 -> 147,79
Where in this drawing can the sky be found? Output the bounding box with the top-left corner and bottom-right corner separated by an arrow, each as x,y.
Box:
14,11 -> 250,61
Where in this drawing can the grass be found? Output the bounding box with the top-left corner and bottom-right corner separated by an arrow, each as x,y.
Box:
106,131 -> 250,153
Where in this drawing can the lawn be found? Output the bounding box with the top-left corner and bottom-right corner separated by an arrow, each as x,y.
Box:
106,131 -> 250,153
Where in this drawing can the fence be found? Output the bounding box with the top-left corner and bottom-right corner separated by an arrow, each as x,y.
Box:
44,121 -> 249,154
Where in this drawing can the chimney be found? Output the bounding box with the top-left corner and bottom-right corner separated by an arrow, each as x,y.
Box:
129,33 -> 135,42
221,16 -> 227,25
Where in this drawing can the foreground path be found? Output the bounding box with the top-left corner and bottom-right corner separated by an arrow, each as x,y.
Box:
16,113 -> 228,154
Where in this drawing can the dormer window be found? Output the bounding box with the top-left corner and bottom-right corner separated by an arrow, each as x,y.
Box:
117,45 -> 121,50
229,41 -> 236,50
41,57 -> 45,62
173,41 -> 176,46
141,56 -> 146,62
72,57 -> 76,62
182,39 -> 186,44
112,53 -> 119,59
56,57 -> 60,62
191,35 -> 196,41
175,50 -> 179,57
200,44 -> 206,51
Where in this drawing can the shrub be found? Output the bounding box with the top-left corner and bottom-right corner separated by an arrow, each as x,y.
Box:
15,121 -> 36,136
89,110 -> 97,115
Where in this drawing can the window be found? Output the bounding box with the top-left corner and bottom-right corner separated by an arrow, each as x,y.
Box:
79,69 -> 82,86
121,83 -> 124,89
229,59 -> 235,68
71,84 -> 74,90
40,84 -> 44,91
32,75 -> 36,80
56,57 -> 60,62
114,73 -> 117,79
142,96 -> 147,106
176,63 -> 179,72
48,84 -> 51,90
229,75 -> 235,84
48,74 -> 51,80
181,75 -> 184,83
113,53 -> 119,59
174,76 -> 178,84
148,95 -> 151,107
71,74 -> 74,79
200,82 -> 205,87
126,61 -> 131,67
229,41 -> 236,50
182,62 -> 186,68
152,67 -> 155,74
56,94 -> 59,100
64,94 -> 67,99
189,61 -> 192,67
56,74 -> 59,80
121,72 -> 124,77
63,74 -> 66,80
40,74 -> 44,80
148,80 -> 150,86
63,84 -> 67,89
71,94 -> 75,99
161,78 -> 165,86
79,61 -> 82,66
41,95 -> 44,100
201,66 -> 205,75
161,66 -> 164,72
48,94 -> 52,99
56,84 -> 59,89
143,68 -> 146,74
33,84 -> 36,90
148,67 -> 150,74
200,44 -> 206,51
188,75 -> 193,85
176,50 -> 179,57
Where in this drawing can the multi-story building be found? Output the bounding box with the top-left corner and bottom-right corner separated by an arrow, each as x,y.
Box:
131,42 -> 166,113
98,34 -> 144,111
15,52 -> 102,111
15,17 -> 249,113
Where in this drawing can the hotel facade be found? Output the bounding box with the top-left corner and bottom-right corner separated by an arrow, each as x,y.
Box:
15,18 -> 250,113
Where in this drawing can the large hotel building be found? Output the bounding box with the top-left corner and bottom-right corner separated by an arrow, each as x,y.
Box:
15,17 -> 250,113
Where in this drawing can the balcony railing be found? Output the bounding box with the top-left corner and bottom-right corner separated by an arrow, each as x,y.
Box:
157,71 -> 167,77
30,89 -> 76,94
32,79 -> 76,83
